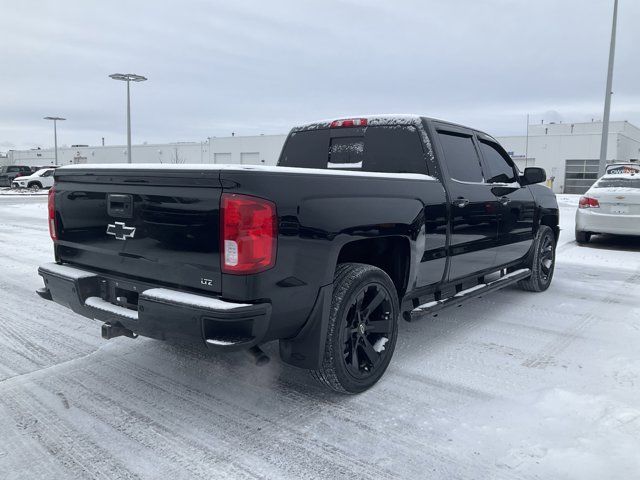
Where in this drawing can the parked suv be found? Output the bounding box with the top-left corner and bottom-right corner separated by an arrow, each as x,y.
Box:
11,168 -> 56,190
0,165 -> 32,186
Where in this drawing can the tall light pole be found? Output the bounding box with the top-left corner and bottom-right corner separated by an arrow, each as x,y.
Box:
43,116 -> 66,166
109,73 -> 147,163
599,0 -> 618,176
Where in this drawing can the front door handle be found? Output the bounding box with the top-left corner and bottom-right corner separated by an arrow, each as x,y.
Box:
452,198 -> 470,208
498,196 -> 511,205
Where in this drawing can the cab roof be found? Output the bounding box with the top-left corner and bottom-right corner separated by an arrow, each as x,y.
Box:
290,114 -> 498,142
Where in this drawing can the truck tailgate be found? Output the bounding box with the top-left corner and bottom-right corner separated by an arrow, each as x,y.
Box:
53,167 -> 223,294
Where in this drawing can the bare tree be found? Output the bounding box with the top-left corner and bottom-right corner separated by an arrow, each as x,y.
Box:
171,147 -> 185,164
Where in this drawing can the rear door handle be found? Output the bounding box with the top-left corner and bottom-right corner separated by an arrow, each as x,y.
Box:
451,198 -> 470,208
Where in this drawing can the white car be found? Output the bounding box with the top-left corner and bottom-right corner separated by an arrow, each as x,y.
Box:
575,173 -> 640,243
11,168 -> 56,190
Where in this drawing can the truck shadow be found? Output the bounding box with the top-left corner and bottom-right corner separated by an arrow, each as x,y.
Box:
151,254 -> 640,401
99,245 -> 637,419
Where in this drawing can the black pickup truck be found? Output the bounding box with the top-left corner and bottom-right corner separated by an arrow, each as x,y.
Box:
38,115 -> 558,393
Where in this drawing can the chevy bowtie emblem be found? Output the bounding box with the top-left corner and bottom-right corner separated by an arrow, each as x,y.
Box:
615,195 -> 625,200
106,221 -> 136,240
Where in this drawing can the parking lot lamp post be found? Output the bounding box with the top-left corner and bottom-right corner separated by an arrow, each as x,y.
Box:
599,0 -> 618,176
109,73 -> 147,163
43,116 -> 66,166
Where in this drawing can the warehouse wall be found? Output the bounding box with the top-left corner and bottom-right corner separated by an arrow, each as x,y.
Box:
497,121 -> 640,193
5,122 -> 640,194
4,134 -> 287,168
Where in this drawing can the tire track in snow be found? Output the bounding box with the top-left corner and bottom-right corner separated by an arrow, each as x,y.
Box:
521,267 -> 640,369
0,388 -> 141,480
88,355 -> 401,479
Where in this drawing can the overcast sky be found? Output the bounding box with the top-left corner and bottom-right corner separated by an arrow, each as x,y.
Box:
1,0 -> 638,151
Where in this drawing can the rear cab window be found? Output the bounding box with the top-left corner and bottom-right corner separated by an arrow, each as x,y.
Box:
328,137 -> 364,169
279,124 -> 429,175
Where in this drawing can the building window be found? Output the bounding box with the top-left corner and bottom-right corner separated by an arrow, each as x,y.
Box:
564,159 -> 600,194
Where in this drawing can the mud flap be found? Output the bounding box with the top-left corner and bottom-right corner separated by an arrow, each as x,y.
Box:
279,284 -> 333,370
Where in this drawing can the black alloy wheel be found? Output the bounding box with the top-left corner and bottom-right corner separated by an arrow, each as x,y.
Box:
518,225 -> 556,292
312,263 -> 399,393
539,234 -> 554,283
340,282 -> 394,379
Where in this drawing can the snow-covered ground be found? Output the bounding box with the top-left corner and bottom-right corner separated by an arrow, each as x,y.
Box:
0,187 -> 48,196
0,194 -> 638,479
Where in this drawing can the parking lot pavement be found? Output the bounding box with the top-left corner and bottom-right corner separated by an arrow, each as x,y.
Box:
0,195 -> 638,479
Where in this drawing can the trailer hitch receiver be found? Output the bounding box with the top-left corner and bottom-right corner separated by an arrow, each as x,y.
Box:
101,323 -> 138,340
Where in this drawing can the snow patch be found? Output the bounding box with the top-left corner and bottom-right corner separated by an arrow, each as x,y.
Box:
85,296 -> 139,320
39,262 -> 95,280
141,288 -> 251,311
490,181 -> 521,189
372,337 -> 389,353
449,388 -> 640,479
59,163 -> 437,182
0,187 -> 48,196
205,338 -> 238,346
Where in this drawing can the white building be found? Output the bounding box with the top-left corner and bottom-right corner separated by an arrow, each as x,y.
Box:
5,120 -> 640,194
497,121 -> 640,193
5,134 -> 287,169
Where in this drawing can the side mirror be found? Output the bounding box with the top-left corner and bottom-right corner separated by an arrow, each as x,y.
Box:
520,167 -> 546,186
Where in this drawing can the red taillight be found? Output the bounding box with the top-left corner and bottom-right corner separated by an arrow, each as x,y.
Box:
221,193 -> 277,274
48,187 -> 57,240
579,196 -> 600,209
330,118 -> 368,128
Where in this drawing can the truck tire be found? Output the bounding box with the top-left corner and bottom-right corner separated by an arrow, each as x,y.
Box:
28,182 -> 42,191
575,230 -> 591,244
518,225 -> 555,292
311,263 -> 399,394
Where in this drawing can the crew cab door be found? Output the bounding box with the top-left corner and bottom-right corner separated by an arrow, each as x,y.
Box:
433,126 -> 499,280
476,136 -> 535,265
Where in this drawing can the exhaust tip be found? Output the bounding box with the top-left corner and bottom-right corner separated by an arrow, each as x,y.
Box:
247,346 -> 270,366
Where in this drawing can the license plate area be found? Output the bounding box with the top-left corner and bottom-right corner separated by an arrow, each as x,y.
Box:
611,204 -> 629,214
100,277 -> 142,311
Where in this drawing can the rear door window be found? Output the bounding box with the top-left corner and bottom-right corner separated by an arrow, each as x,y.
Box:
478,140 -> 516,183
436,131 -> 484,182
364,126 -> 427,174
